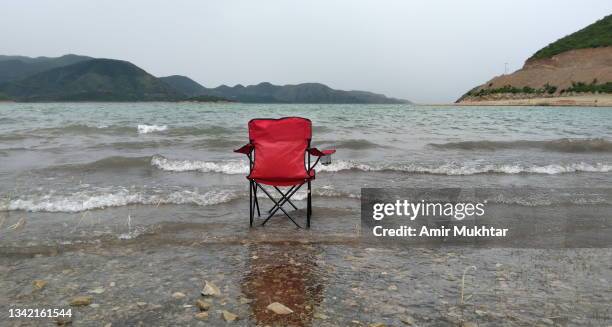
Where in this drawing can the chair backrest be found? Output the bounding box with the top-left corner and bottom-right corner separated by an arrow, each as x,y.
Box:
249,117 -> 311,181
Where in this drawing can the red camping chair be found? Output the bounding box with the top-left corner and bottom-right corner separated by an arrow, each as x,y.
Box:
234,117 -> 335,228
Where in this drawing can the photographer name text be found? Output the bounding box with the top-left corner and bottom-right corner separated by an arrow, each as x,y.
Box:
373,225 -> 508,237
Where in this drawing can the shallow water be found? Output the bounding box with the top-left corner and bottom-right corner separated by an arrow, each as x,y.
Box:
0,103 -> 610,326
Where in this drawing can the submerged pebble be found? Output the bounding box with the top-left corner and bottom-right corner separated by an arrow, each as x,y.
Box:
196,299 -> 211,311
539,318 -> 554,325
33,279 -> 47,290
201,280 -> 221,296
314,312 -> 328,320
222,310 -> 238,321
89,287 -> 105,294
172,292 -> 186,299
266,302 -> 294,314
195,312 -> 209,320
70,295 -> 93,306
400,315 -> 415,325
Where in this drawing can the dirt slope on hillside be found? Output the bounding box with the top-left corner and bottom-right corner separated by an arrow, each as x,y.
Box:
458,47 -> 612,103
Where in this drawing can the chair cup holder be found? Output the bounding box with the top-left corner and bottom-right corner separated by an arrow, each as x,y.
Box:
321,154 -> 332,166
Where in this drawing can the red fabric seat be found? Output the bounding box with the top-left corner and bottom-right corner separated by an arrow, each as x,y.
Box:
253,170 -> 315,186
247,117 -> 313,186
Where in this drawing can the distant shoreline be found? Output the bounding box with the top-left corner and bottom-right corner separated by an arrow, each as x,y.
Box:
454,94 -> 612,107
1,98 -> 611,107
0,100 -> 401,104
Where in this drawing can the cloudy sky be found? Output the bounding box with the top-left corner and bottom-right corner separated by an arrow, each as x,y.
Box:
3,0 -> 611,103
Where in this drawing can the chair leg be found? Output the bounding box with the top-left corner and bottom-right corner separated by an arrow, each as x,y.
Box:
259,184 -> 303,228
270,186 -> 298,211
249,181 -> 253,227
253,182 -> 261,217
270,185 -> 303,219
307,181 -> 312,228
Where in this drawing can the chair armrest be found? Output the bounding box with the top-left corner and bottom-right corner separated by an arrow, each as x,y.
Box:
234,143 -> 254,154
307,148 -> 336,157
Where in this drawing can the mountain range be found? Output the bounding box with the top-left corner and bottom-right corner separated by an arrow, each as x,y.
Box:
160,75 -> 407,104
457,14 -> 612,105
0,54 -> 92,84
0,56 -> 409,103
1,58 -> 183,101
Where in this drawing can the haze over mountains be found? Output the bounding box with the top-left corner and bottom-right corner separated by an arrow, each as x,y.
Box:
0,56 -> 409,103
458,14 -> 612,105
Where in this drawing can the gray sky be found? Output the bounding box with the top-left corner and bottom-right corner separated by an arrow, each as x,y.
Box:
3,1 -> 611,103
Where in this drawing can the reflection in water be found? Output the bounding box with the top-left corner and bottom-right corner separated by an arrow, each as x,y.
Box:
242,243 -> 324,326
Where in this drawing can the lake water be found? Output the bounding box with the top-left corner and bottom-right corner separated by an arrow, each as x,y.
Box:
1,103 -> 611,213
0,103 -> 610,326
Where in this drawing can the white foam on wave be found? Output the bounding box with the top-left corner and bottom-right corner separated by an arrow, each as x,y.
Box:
138,124 -> 168,134
316,160 -> 372,172
520,162 -> 612,174
151,155 -> 364,174
151,155 -> 249,174
312,160 -> 612,175
150,155 -> 611,176
322,161 -> 612,175
3,185 -> 360,213
7,188 -> 238,213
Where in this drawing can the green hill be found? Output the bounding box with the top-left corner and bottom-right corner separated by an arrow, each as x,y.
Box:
160,76 -> 409,103
0,54 -> 92,84
0,59 -> 183,101
530,14 -> 612,60
159,75 -> 208,97
457,14 -> 612,104
201,82 -> 409,104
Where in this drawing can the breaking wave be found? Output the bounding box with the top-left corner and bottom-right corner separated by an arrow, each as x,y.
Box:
35,155 -> 612,181
5,188 -> 239,213
376,162 -> 611,175
150,155 -> 370,174
151,155 -> 611,175
376,162 -> 612,175
303,160 -> 612,175
3,186 -> 358,213
429,138 -> 612,153
138,124 -> 168,134
137,124 -> 239,135
151,155 -> 249,174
